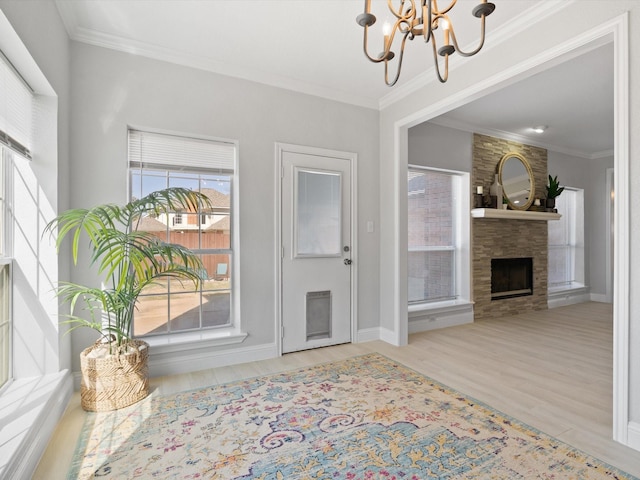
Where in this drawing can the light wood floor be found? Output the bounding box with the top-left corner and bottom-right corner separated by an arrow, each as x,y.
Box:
35,302 -> 640,478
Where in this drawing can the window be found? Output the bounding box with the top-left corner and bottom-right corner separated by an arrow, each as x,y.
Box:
0,51 -> 33,389
128,130 -> 237,337
408,166 -> 468,304
548,187 -> 585,289
0,150 -> 10,389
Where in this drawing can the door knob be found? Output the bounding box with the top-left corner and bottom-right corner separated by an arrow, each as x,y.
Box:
344,259 -> 352,265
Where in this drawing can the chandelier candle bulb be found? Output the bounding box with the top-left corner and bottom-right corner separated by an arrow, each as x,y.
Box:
382,21 -> 391,52
442,19 -> 450,46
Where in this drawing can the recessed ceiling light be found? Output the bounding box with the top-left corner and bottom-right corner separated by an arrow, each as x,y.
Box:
532,125 -> 547,134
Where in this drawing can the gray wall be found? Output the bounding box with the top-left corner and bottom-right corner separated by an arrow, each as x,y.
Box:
408,122 -> 472,172
68,42 -> 380,372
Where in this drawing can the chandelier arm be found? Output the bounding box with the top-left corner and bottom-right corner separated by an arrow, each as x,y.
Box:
384,31 -> 411,86
447,17 -> 487,57
432,0 -> 458,16
362,25 -> 389,63
387,0 -> 416,21
431,37 -> 449,83
422,1 -> 433,43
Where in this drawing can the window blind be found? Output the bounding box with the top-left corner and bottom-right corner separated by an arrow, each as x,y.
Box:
128,130 -> 235,171
0,51 -> 33,158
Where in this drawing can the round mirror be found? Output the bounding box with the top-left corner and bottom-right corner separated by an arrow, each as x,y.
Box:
497,152 -> 535,210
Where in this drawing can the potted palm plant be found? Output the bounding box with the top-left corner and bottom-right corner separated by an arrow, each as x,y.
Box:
545,174 -> 564,209
45,187 -> 211,411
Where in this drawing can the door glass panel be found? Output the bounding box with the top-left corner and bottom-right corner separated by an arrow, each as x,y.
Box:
295,169 -> 341,257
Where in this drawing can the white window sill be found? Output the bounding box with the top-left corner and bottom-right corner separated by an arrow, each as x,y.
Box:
408,299 -> 474,317
141,328 -> 248,355
548,282 -> 588,296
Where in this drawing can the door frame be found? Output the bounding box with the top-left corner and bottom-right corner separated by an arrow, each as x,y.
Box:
387,16 -> 630,447
275,142 -> 358,356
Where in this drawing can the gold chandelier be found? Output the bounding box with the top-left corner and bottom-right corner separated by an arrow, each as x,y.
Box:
356,0 -> 495,85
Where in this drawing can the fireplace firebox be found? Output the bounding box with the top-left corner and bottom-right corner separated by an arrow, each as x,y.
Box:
491,257 -> 533,300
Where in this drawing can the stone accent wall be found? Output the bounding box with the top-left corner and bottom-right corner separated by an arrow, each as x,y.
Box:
472,134 -> 549,321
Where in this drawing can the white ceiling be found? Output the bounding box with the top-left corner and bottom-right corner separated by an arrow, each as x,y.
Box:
54,0 -> 613,159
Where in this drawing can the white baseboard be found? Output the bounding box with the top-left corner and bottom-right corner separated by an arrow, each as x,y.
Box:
590,293 -> 611,303
356,327 -> 380,343
628,421 -> 640,451
73,342 -> 280,388
149,342 -> 279,377
379,326 -> 399,345
409,308 -> 473,334
1,371 -> 73,480
548,290 -> 591,309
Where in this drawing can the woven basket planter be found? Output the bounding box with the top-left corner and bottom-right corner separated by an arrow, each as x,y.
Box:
80,339 -> 150,412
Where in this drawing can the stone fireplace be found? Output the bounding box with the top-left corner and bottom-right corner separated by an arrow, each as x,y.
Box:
472,134 -> 549,320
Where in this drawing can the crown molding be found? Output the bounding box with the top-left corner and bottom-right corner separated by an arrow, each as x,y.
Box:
429,116 -> 610,160
379,0 -> 576,110
54,2 -> 379,110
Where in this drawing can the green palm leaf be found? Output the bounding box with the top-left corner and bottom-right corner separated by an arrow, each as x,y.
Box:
45,187 -> 212,348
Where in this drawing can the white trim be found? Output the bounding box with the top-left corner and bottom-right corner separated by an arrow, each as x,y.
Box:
54,6 -> 378,110
148,342 -> 276,378
628,422 -> 640,451
275,143 -> 358,355
73,342 -> 277,387
393,126 -> 409,347
408,303 -> 473,334
144,329 -> 248,355
355,327 -> 380,343
429,115 -> 612,160
379,326 -> 397,345
389,13 -> 631,448
409,299 -> 474,315
547,288 -> 591,309
590,293 -> 610,304
611,13 -> 630,447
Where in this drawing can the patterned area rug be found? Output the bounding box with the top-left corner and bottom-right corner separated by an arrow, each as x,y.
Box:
69,353 -> 637,479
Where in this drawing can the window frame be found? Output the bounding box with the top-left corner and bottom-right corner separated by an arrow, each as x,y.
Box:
407,165 -> 470,308
548,186 -> 585,291
127,129 -> 242,345
0,148 -> 13,391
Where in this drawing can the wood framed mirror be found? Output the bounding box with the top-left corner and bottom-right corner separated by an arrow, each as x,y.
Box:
497,152 -> 535,211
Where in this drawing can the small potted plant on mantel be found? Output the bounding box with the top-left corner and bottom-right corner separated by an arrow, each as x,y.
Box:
45,187 -> 211,412
545,174 -> 564,210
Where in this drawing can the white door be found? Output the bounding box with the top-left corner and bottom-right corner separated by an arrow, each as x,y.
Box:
281,149 -> 352,353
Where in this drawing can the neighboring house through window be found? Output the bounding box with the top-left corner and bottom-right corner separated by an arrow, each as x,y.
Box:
128,129 -> 237,337
548,187 -> 585,290
408,166 -> 469,305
